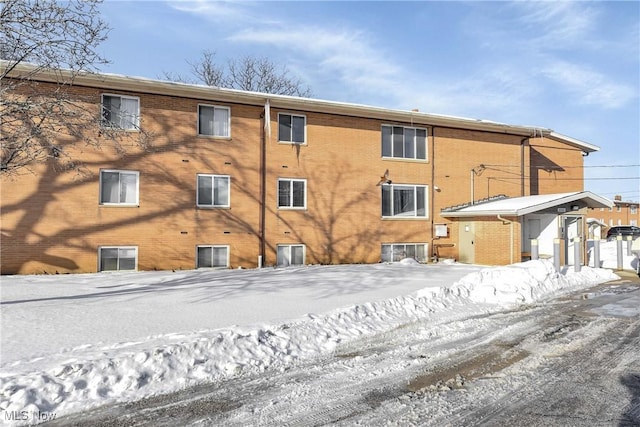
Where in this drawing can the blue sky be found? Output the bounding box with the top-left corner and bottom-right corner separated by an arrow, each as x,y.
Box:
98,1 -> 639,201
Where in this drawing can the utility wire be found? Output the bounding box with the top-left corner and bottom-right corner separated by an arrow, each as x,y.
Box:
477,163 -> 640,169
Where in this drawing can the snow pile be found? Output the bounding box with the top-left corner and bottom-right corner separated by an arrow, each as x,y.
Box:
588,239 -> 639,270
0,260 -> 618,422
447,259 -> 618,304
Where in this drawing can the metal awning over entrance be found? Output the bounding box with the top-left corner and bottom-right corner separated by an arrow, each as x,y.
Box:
441,191 -> 612,218
440,192 -> 613,266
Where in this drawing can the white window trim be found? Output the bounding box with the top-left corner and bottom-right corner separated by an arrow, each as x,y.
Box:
99,169 -> 140,206
196,245 -> 230,269
278,112 -> 307,145
276,244 -> 306,267
277,178 -> 307,210
101,93 -> 140,130
381,124 -> 428,161
381,243 -> 429,263
381,183 -> 428,219
196,174 -> 231,208
98,246 -> 138,272
197,104 -> 231,138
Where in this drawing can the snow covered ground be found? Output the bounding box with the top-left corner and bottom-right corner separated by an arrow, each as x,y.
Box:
587,238 -> 639,270
0,250 -> 628,424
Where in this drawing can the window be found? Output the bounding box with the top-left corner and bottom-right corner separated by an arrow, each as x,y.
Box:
197,245 -> 229,268
278,113 -> 306,144
381,125 -> 427,160
101,94 -> 139,130
198,105 -> 230,137
616,205 -> 622,212
100,170 -> 139,205
99,246 -> 137,271
382,184 -> 427,218
631,205 -> 637,214
631,220 -> 638,226
197,174 -> 230,207
278,178 -> 306,209
381,243 -> 428,263
277,244 -> 305,266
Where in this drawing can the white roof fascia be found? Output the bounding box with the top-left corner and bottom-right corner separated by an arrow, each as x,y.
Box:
547,132 -> 599,153
441,191 -> 613,218
3,61 -> 555,137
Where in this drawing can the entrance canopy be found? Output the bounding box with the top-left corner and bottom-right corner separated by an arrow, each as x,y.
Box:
441,191 -> 613,218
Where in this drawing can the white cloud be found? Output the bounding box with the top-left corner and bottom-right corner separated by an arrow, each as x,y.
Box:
168,0 -> 258,24
541,61 -> 635,109
228,26 -> 401,83
510,1 -> 601,50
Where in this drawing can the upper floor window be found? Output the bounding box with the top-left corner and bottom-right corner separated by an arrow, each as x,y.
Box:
382,125 -> 427,160
616,205 -> 622,212
278,113 -> 306,144
198,105 -> 230,137
197,174 -> 230,207
278,178 -> 306,209
101,94 -> 140,130
99,246 -> 137,272
100,170 -> 139,206
631,205 -> 638,214
382,184 -> 427,218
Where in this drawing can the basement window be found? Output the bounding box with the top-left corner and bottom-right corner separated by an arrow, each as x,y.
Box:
196,245 -> 229,268
381,243 -> 428,263
277,244 -> 305,266
99,246 -> 137,272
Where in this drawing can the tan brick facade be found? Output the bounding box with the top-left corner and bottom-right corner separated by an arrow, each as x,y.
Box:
1,69 -> 591,274
590,197 -> 640,229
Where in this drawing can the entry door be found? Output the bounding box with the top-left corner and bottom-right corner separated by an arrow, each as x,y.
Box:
459,221 -> 475,264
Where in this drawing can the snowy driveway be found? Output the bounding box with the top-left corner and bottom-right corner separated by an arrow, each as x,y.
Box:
0,260 -> 619,422
54,275 -> 640,426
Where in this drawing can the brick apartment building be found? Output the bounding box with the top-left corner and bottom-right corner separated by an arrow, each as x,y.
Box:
591,196 -> 640,228
1,63 -> 610,274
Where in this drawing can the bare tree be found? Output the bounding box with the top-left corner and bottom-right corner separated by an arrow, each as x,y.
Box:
1,0 -> 149,175
165,50 -> 312,97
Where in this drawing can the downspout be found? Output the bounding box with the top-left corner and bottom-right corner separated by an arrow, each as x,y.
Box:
430,127 -> 437,261
520,137 -> 528,197
497,214 -> 515,264
520,138 -> 525,197
258,102 -> 268,267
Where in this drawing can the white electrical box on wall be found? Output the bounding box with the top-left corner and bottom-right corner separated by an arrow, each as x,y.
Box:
435,224 -> 448,237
